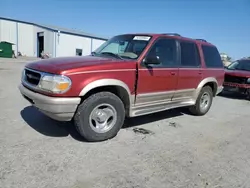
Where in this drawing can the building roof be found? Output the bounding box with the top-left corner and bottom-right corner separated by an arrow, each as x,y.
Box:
0,17 -> 108,41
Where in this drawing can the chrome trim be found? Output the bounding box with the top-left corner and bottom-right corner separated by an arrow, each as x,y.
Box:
66,69 -> 135,75
63,67 -> 221,75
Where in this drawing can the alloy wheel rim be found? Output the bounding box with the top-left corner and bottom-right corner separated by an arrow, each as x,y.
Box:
89,103 -> 117,133
200,92 -> 210,111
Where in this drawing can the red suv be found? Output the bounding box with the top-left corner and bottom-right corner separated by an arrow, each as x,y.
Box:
19,33 -> 225,141
223,58 -> 250,98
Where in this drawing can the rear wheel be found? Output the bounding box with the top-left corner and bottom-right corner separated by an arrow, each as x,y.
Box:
74,92 -> 125,142
189,86 -> 213,116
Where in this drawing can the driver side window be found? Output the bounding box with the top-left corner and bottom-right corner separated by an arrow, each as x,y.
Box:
145,38 -> 177,67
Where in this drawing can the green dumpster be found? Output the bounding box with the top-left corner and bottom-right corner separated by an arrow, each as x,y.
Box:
0,41 -> 14,58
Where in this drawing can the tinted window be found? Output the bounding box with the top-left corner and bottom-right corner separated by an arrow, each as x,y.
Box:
202,45 -> 223,68
227,60 -> 250,71
145,38 -> 177,67
180,41 -> 200,67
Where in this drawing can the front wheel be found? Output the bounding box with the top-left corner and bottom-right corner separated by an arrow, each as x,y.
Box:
189,86 -> 213,116
74,92 -> 125,142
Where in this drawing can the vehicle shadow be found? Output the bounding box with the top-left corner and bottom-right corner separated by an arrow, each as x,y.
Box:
123,108 -> 185,128
20,106 -> 86,142
20,106 -> 185,142
218,91 -> 248,100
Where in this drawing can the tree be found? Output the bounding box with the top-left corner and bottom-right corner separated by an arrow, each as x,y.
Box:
226,56 -> 232,62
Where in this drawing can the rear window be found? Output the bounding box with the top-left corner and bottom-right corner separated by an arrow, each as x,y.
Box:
202,45 -> 224,68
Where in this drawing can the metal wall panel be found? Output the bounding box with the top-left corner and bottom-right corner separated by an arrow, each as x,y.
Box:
56,33 -> 92,57
18,23 -> 35,56
0,18 -> 107,58
0,20 -> 17,54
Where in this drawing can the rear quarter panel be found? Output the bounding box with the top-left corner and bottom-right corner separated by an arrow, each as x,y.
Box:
197,42 -> 225,86
202,68 -> 225,86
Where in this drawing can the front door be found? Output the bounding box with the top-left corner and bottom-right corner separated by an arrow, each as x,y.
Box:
136,38 -> 179,106
172,40 -> 202,101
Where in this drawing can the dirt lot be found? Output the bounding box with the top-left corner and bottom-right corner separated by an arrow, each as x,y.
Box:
1,58 -> 250,188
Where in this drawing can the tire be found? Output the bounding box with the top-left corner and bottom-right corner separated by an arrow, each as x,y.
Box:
74,92 -> 125,142
189,86 -> 213,116
246,89 -> 250,101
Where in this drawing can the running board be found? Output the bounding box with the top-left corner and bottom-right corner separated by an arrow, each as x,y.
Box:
129,100 -> 195,117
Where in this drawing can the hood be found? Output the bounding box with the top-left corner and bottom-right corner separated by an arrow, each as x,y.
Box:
25,56 -> 125,74
225,69 -> 250,78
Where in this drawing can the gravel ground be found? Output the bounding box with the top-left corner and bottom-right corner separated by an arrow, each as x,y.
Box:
1,58 -> 250,188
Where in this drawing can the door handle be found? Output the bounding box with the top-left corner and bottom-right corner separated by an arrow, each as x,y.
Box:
170,72 -> 176,76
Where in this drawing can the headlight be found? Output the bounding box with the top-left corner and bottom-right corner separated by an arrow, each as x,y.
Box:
38,74 -> 72,94
247,78 -> 250,83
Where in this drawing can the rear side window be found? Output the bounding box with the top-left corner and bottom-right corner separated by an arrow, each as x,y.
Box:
180,41 -> 201,67
202,45 -> 223,68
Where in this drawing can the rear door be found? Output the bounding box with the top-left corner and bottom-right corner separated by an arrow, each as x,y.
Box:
136,37 -> 179,106
172,40 -> 202,101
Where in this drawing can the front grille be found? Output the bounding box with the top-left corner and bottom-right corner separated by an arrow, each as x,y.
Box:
224,74 -> 247,84
24,69 -> 41,86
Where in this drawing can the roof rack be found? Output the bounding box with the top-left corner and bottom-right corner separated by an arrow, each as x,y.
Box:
162,33 -> 181,37
195,39 -> 207,42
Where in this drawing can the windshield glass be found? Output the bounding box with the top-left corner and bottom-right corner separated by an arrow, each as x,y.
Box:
227,60 -> 250,71
93,35 -> 152,60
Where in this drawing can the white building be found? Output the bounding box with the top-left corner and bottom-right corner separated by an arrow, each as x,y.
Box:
0,17 -> 107,58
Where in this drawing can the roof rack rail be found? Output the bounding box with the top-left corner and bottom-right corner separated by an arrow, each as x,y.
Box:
196,39 -> 207,42
162,33 -> 181,37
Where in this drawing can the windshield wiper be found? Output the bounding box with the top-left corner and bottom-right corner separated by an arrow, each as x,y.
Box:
100,52 -> 123,60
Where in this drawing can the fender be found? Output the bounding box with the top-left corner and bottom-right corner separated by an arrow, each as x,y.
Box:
194,77 -> 218,99
79,78 -> 133,102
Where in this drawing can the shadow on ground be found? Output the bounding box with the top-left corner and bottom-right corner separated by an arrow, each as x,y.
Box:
218,91 -> 248,100
20,106 -> 185,142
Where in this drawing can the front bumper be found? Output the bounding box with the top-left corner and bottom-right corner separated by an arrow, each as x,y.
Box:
19,84 -> 81,121
223,82 -> 250,89
223,82 -> 250,94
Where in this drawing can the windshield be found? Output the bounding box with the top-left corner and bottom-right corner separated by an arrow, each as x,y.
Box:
93,35 -> 152,60
227,60 -> 250,71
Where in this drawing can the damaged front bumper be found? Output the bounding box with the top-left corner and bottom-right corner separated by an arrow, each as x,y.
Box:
223,82 -> 250,94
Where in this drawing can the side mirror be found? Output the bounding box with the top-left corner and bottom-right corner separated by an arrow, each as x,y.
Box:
143,56 -> 161,65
